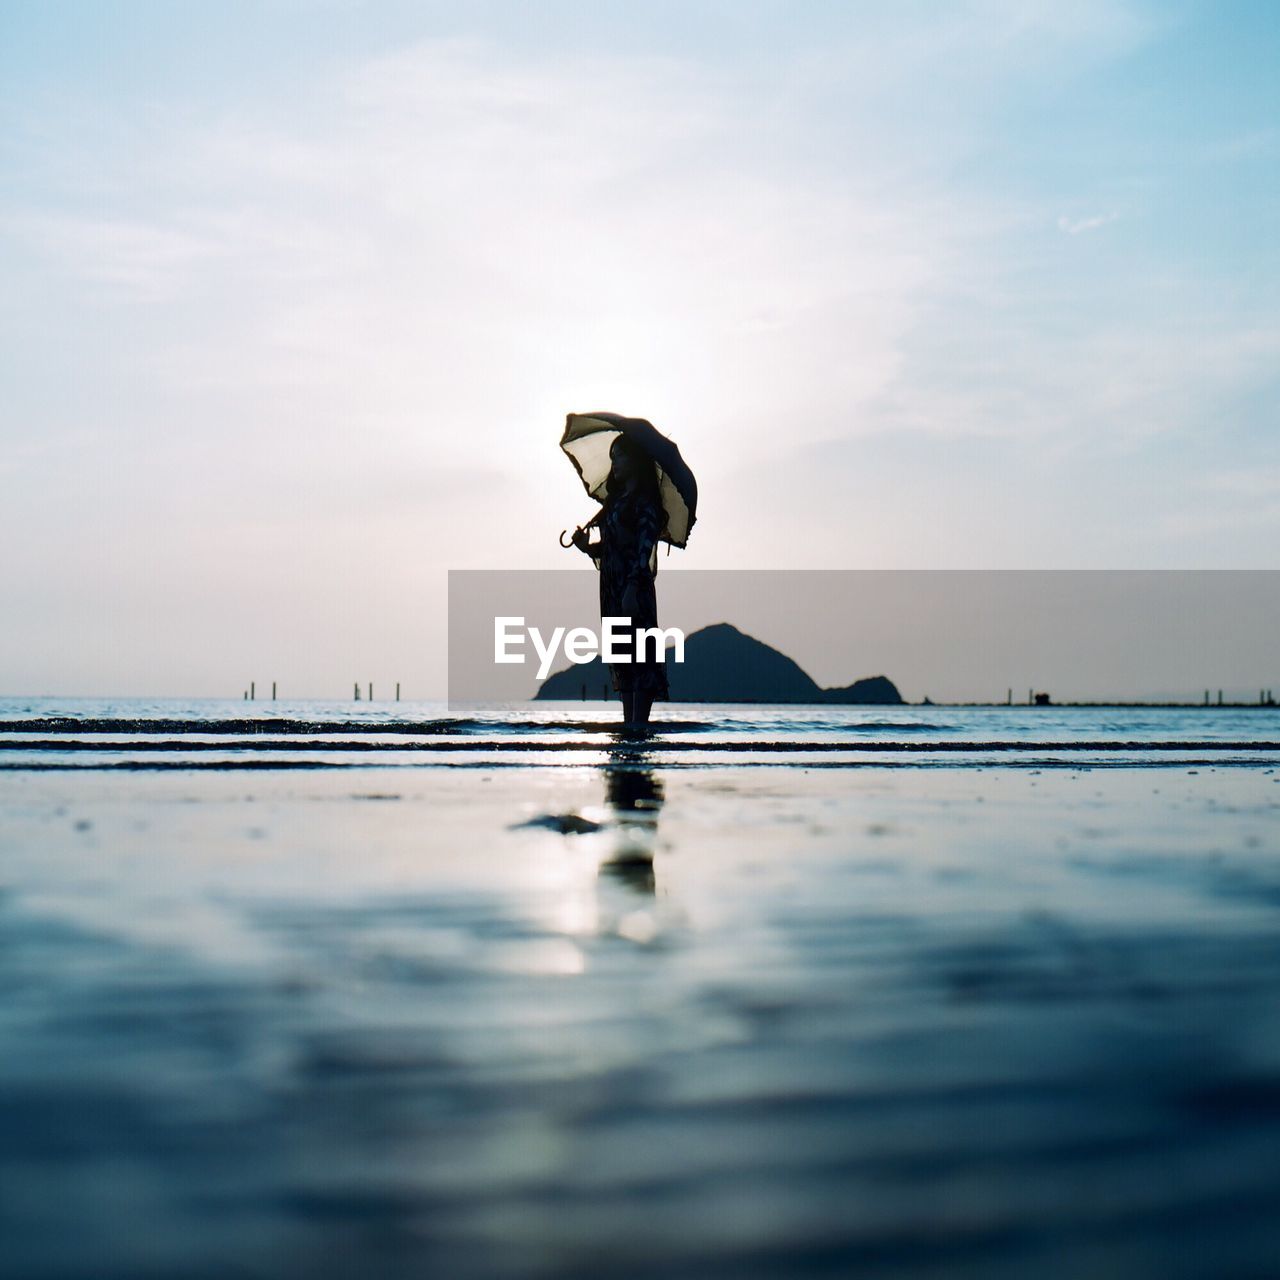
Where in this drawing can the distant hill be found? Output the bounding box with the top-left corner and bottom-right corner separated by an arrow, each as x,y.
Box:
535,621 -> 903,705
820,675 -> 903,705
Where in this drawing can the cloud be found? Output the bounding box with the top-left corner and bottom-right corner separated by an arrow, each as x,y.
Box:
1057,211 -> 1120,234
4,29 -> 971,480
1202,466 -> 1280,500
3,211 -> 230,302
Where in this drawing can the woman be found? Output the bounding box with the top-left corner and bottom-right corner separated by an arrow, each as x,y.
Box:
571,435 -> 670,728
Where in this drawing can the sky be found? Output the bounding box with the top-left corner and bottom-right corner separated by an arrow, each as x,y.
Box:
2,1 -> 1278,698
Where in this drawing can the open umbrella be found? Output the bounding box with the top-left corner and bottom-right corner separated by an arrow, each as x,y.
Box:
558,411 -> 698,549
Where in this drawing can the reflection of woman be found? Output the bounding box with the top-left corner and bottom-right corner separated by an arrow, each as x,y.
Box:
599,763 -> 664,894
571,436 -> 669,728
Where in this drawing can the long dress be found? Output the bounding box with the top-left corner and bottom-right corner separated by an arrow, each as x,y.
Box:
589,487 -> 670,700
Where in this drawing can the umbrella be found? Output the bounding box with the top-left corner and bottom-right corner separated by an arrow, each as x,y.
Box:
559,411 -> 698,549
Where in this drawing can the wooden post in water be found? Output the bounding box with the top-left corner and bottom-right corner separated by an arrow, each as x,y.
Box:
354,683 -> 360,701
1218,689 -> 1223,706
272,681 -> 277,701
1006,688 -> 1012,705
396,682 -> 400,702
250,681 -> 255,701
368,682 -> 373,701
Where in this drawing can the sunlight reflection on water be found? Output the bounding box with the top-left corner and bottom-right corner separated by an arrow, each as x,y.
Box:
2,749 -> 1280,1277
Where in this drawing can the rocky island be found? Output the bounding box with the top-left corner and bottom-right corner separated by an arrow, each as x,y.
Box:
535,621 -> 903,704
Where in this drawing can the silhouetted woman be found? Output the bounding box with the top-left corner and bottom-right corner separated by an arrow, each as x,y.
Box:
571,435 -> 669,728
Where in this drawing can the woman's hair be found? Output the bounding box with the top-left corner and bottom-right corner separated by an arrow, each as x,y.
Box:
609,434 -> 661,503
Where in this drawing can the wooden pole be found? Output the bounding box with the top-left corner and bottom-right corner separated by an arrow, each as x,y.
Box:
250,681 -> 255,701
368,682 -> 373,701
395,682 -> 400,702
272,681 -> 277,701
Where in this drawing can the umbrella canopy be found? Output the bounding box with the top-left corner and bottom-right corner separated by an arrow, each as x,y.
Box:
560,412 -> 698,548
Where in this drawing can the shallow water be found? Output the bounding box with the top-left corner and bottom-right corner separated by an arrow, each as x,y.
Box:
2,704 -> 1280,1275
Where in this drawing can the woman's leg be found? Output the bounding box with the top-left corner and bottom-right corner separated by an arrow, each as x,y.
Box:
632,692 -> 654,727
620,691 -> 634,724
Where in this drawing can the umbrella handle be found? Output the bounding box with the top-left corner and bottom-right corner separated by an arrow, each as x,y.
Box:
560,510 -> 603,549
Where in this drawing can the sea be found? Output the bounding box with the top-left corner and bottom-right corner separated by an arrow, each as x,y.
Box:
3,697 -> 1280,1277
2,696 -> 1278,770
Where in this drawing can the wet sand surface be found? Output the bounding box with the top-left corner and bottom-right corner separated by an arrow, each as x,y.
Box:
3,763 -> 1280,1277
